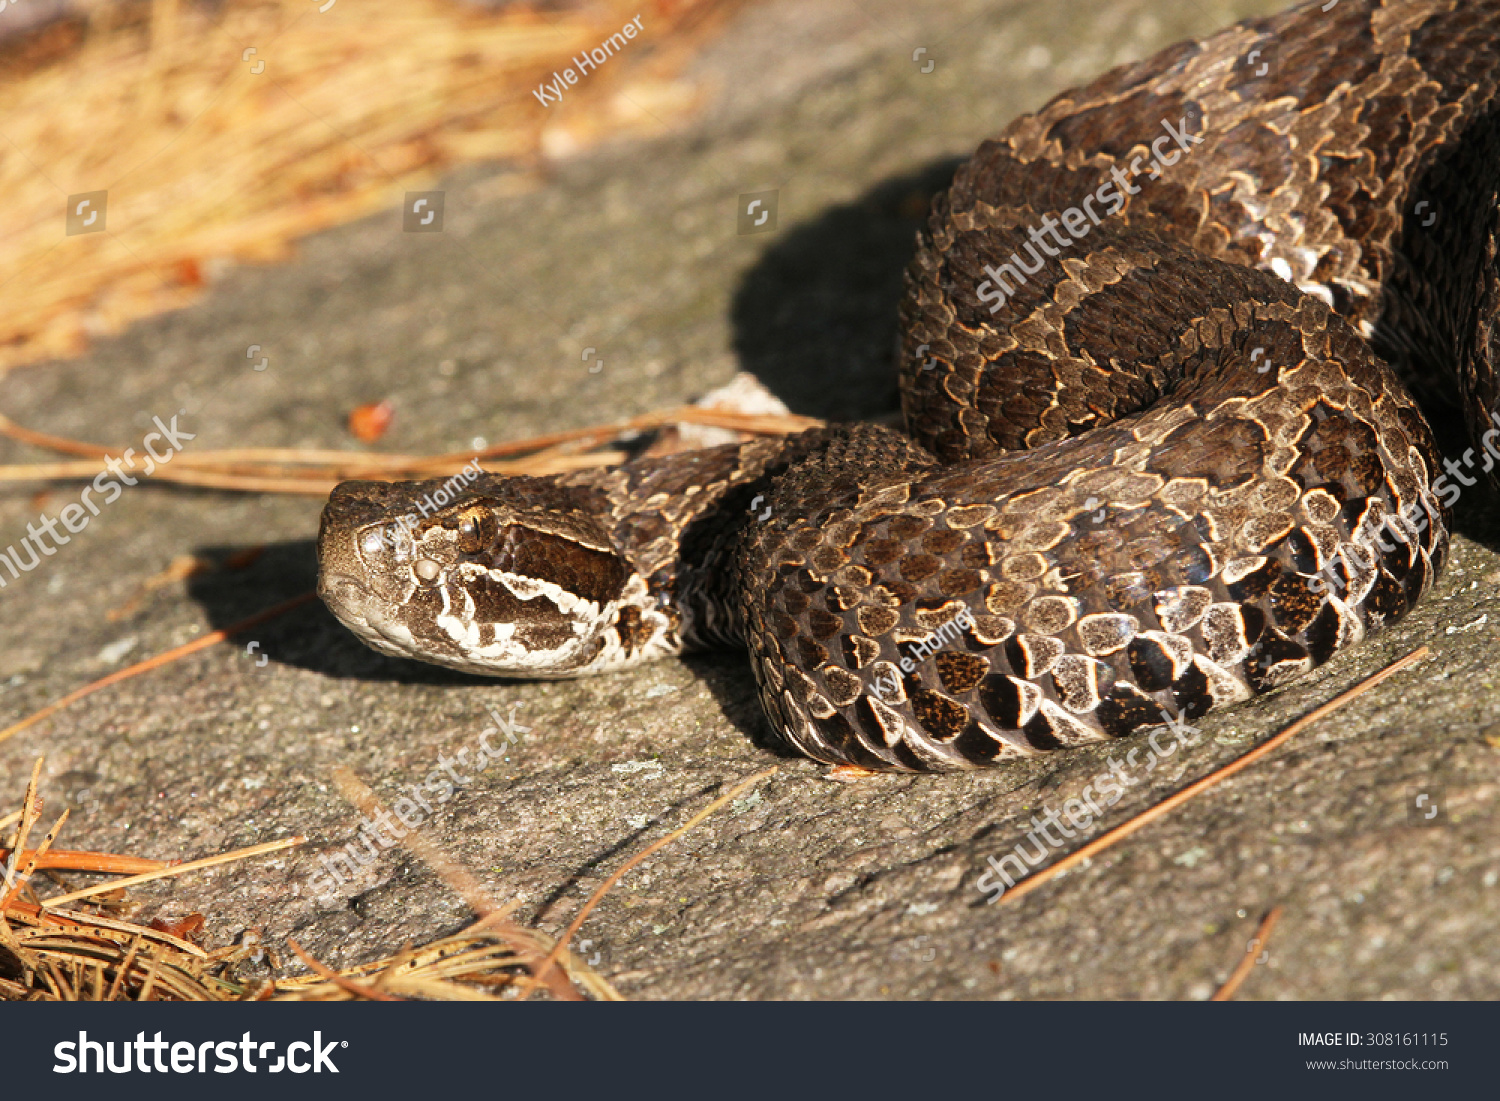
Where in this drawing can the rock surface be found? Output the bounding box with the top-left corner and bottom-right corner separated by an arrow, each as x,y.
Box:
2,0 -> 1497,1000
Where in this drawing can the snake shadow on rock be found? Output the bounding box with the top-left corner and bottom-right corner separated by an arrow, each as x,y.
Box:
1415,398 -> 1500,549
729,156 -> 965,423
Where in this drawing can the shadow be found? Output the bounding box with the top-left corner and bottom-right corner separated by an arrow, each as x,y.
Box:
187,540 -> 497,685
680,650 -> 807,762
729,156 -> 965,422
1422,402 -> 1500,550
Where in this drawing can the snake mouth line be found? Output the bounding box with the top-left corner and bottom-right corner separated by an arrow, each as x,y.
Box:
318,571 -> 421,658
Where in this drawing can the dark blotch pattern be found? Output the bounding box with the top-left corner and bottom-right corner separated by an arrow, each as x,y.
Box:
910,689 -> 970,743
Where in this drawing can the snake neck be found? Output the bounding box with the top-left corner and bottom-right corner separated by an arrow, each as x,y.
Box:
570,426 -> 936,654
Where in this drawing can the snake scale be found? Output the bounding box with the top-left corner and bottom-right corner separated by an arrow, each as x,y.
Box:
318,0 -> 1500,772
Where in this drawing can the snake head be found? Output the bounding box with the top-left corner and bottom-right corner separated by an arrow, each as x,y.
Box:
317,477 -> 665,677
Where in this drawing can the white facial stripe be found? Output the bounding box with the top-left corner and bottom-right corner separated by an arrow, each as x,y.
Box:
500,572 -> 602,619
499,573 -> 550,600
428,566 -> 601,670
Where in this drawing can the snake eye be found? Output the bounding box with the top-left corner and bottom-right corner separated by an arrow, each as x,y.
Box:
455,507 -> 495,554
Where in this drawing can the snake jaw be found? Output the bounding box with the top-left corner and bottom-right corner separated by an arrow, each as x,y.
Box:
318,569 -> 424,662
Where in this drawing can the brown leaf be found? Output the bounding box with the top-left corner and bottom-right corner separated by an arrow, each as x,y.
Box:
150,913 -> 206,941
348,400 -> 395,442
173,258 -> 205,288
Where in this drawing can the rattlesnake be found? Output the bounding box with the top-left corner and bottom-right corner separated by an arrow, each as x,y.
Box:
318,0 -> 1500,771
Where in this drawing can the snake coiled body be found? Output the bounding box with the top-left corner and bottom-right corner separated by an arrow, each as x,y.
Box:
318,0 -> 1500,771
